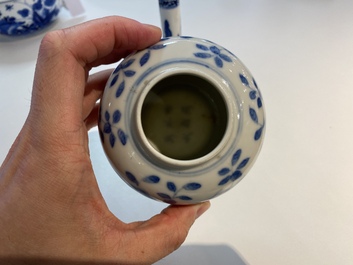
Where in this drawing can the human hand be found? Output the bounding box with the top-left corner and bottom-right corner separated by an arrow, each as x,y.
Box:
0,16 -> 210,265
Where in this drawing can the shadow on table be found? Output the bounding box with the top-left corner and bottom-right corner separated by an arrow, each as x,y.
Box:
155,244 -> 249,265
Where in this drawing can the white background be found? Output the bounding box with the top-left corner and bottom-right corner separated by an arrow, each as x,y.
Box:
1,0 -> 353,264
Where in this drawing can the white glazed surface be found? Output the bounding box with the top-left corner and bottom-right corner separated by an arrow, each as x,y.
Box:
99,37 -> 265,204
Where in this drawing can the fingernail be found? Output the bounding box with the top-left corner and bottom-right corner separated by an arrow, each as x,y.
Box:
196,201 -> 211,219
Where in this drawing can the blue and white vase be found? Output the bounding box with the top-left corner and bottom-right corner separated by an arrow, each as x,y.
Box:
0,0 -> 62,36
99,0 -> 265,205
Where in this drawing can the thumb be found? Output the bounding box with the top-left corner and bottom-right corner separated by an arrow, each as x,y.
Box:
120,202 -> 211,264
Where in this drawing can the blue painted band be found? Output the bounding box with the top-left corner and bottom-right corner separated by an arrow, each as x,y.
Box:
159,0 -> 179,9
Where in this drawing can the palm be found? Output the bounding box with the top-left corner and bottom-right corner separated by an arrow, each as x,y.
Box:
0,17 -> 210,265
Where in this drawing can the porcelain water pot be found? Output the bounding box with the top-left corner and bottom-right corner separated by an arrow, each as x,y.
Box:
99,0 -> 265,204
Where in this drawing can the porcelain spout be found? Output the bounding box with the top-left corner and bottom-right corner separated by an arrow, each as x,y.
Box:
159,0 -> 181,37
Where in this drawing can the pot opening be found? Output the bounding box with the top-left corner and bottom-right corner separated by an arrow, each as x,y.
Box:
141,74 -> 228,161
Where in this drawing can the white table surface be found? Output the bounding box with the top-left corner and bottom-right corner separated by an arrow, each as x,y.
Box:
1,0 -> 353,264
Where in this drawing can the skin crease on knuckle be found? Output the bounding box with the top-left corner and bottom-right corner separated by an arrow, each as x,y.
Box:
38,30 -> 67,64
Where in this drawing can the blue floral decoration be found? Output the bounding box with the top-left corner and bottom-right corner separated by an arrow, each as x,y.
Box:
109,58 -> 136,89
101,57 -> 142,148
157,181 -> 202,204
217,149 -> 249,186
124,171 -> 202,204
100,109 -> 127,148
194,44 -> 233,68
139,43 -> 167,67
102,44 -> 168,149
124,172 -> 157,199
0,0 -> 61,35
99,37 -> 265,204
159,0 -> 179,9
239,73 -> 265,141
163,19 -> 172,37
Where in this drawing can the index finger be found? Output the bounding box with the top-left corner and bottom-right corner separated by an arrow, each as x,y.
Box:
30,16 -> 161,134
39,16 -> 162,68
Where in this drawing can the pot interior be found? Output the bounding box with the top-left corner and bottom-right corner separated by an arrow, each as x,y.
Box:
141,74 -> 228,160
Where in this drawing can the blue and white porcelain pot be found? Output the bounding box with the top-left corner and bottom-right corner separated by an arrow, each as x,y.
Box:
99,0 -> 265,205
0,0 -> 62,36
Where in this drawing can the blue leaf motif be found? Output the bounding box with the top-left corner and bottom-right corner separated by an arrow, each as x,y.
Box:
249,91 -> 257,100
194,53 -> 212,59
116,81 -> 125,98
140,51 -> 150,67
45,0 -> 56,6
150,44 -> 166,50
177,196 -> 193,201
33,11 -> 45,25
113,65 -> 121,74
214,56 -> 223,68
167,182 -> 177,192
183,183 -> 202,191
121,59 -> 135,69
219,53 -> 232,62
118,129 -> 127,145
257,97 -> 263,108
110,74 -> 119,88
250,108 -> 258,123
237,158 -> 250,170
240,74 -> 249,86
143,175 -> 160,184
112,110 -> 121,124
196,44 -> 209,51
164,19 -> 172,37
109,133 -> 115,148
18,9 -> 29,18
210,46 -> 221,55
103,123 -> 111,134
124,70 -> 136,77
104,111 -> 110,122
33,2 -> 41,10
219,176 -> 231,186
218,168 -> 231,176
231,171 -> 242,181
232,149 -> 242,166
255,126 -> 264,141
126,171 -> 139,186
157,193 -> 172,199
